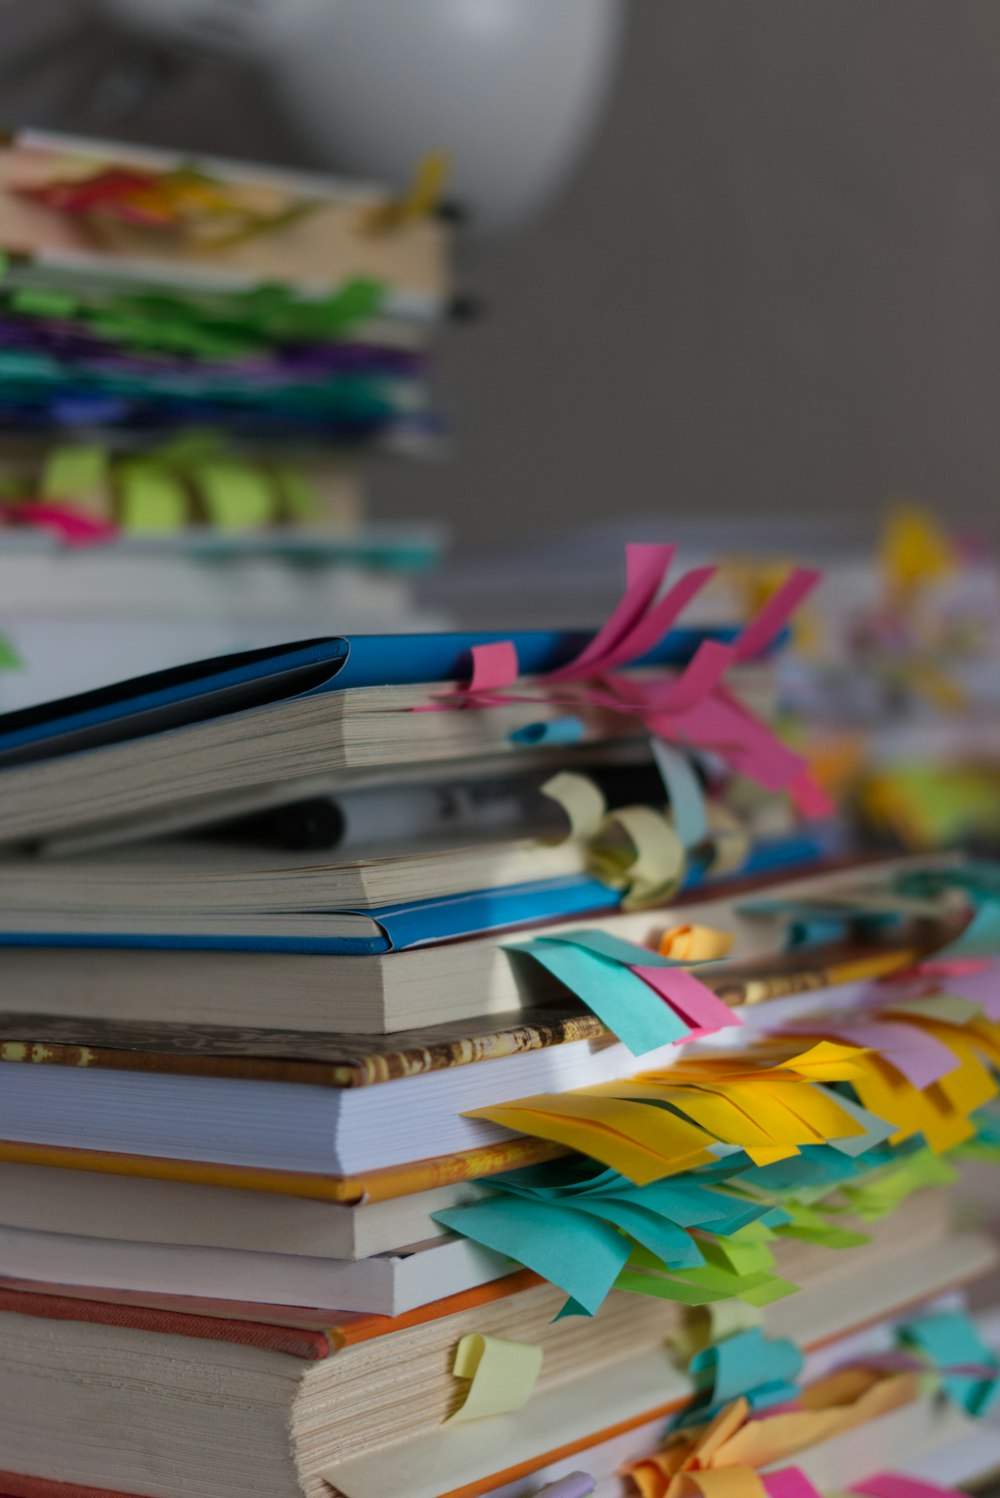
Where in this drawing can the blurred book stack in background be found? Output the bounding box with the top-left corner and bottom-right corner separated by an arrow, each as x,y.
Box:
0,130 -> 456,708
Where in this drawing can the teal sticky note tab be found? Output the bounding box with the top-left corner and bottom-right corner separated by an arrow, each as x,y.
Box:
689,1326 -> 804,1409
511,938 -> 689,1054
899,1310 -> 1000,1416
432,1197 -> 632,1317
544,928 -> 678,970
650,738 -> 708,848
569,1198 -> 704,1271
936,898 -> 1000,959
818,1092 -> 897,1158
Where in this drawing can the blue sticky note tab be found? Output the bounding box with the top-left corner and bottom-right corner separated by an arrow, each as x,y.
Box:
510,938 -> 689,1054
432,1197 -> 632,1317
650,738 -> 708,849
511,716 -> 585,746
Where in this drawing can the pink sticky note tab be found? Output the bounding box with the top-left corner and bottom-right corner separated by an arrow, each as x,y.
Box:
545,544 -> 674,681
633,965 -> 742,1036
733,568 -> 822,662
1,501 -> 118,545
591,565 -> 719,674
764,1469 -> 823,1498
466,640 -> 520,694
851,1474 -> 969,1498
931,962 -> 1000,1019
787,768 -> 836,821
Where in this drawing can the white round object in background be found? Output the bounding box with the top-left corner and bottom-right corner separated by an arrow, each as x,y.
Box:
98,0 -> 626,231
265,0 -> 625,230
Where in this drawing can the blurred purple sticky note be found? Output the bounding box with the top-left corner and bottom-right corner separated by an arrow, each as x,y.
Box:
533,1474 -> 596,1498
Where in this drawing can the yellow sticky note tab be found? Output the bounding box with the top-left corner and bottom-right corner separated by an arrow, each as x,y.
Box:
783,1041 -> 870,1080
659,924 -> 735,962
404,151 -> 451,220
118,462 -> 189,533
883,503 -> 953,593
445,1333 -> 542,1423
195,462 -> 275,530
541,772 -> 606,841
40,444 -> 110,516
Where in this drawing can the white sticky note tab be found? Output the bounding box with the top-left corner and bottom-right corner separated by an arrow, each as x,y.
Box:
446,1333 -> 543,1424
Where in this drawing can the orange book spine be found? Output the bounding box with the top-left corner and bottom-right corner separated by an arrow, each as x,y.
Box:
0,1135 -> 566,1203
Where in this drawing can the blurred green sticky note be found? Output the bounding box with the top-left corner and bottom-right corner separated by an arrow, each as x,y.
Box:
0,634 -> 22,670
273,467 -> 320,523
195,462 -> 275,530
11,286 -> 77,318
119,462 -> 189,534
40,444 -> 110,515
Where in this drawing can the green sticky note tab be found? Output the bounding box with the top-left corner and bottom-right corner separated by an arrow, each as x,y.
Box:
118,462 -> 189,534
195,462 -> 275,530
0,634 -> 22,670
40,444 -> 110,516
614,1266 -> 731,1305
10,286 -> 77,318
273,466 -> 320,523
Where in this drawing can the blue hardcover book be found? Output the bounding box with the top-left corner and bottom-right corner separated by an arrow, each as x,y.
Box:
0,623 -> 783,850
0,831 -> 829,955
0,624 -> 764,767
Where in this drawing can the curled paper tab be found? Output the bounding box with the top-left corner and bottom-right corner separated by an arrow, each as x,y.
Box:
541,772 -> 606,841
589,804 -> 685,909
445,1331 -> 543,1423
660,925 -> 735,962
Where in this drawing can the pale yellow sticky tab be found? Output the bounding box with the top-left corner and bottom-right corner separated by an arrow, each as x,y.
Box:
589,805 -> 685,909
659,924 -> 735,961
703,803 -> 751,879
674,1298 -> 763,1363
445,1333 -> 543,1424
541,772 -> 606,841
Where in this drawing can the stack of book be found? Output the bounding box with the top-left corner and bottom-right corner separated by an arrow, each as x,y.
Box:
0,129 -> 455,707
0,542 -> 998,1498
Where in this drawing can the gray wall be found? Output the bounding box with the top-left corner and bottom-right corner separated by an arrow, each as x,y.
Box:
5,1 -> 1000,550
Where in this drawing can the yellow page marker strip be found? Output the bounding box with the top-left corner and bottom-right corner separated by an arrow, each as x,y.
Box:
446,1333 -> 543,1424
